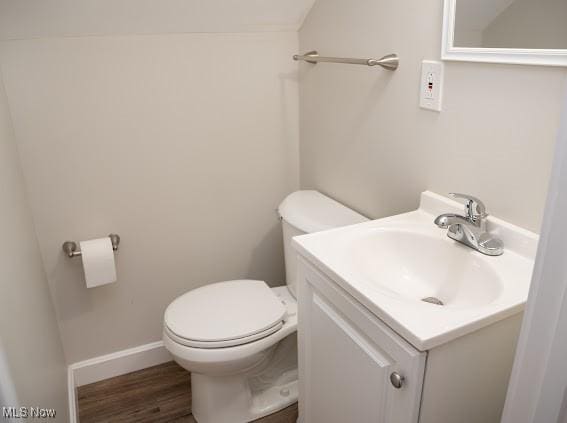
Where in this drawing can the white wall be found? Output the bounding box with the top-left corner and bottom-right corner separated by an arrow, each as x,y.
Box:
0,76 -> 68,418
0,32 -> 299,363
298,0 -> 567,233
0,0 -> 316,39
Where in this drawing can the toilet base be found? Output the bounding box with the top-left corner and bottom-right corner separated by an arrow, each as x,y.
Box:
191,334 -> 298,423
191,373 -> 298,423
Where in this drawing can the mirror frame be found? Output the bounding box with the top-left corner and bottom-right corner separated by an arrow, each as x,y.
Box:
442,0 -> 567,67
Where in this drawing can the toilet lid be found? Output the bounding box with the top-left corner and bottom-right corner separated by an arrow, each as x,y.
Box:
164,280 -> 286,346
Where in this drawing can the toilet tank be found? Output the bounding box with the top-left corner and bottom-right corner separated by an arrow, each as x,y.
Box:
277,191 -> 368,297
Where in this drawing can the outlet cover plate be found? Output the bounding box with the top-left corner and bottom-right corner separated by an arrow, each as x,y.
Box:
420,60 -> 444,112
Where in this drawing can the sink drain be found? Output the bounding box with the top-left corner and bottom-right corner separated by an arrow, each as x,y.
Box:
422,297 -> 444,306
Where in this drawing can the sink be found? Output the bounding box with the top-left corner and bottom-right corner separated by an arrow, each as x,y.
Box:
292,191 -> 538,350
348,229 -> 502,308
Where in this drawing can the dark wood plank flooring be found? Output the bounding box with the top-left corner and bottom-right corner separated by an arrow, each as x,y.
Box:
78,361 -> 298,423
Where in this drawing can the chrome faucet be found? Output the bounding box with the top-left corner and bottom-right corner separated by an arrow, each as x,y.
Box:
434,193 -> 504,256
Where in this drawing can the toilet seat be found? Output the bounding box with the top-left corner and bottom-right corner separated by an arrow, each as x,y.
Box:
164,280 -> 286,349
164,322 -> 283,348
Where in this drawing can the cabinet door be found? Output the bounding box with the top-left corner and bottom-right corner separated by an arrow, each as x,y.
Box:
298,260 -> 425,423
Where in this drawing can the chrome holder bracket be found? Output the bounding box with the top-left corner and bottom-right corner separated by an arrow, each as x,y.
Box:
62,234 -> 120,258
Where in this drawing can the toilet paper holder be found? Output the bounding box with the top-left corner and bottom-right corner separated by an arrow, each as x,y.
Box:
62,234 -> 120,258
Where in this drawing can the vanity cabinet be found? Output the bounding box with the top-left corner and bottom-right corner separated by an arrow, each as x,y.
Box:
297,257 -> 522,423
297,259 -> 426,423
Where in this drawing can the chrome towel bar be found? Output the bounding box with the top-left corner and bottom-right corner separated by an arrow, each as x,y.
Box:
62,234 -> 120,258
293,51 -> 399,71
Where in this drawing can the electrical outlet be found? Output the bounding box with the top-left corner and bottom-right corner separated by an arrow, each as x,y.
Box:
425,72 -> 434,99
420,60 -> 444,112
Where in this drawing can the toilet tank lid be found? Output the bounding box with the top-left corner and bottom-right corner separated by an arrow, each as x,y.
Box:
278,191 -> 368,234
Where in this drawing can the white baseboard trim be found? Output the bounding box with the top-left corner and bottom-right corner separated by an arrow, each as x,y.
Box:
70,340 -> 172,387
67,340 -> 172,422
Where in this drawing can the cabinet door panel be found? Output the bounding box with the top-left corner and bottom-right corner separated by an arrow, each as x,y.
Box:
309,293 -> 392,422
298,260 -> 425,423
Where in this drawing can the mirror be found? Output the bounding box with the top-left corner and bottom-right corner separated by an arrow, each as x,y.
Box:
442,0 -> 567,67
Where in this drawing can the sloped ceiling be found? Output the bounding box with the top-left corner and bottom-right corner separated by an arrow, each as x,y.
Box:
0,0 -> 316,40
456,0 -> 517,31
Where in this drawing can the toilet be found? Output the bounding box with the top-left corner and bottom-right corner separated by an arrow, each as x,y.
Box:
163,191 -> 368,423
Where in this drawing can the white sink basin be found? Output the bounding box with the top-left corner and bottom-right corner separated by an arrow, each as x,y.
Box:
293,191 -> 538,350
348,228 -> 502,308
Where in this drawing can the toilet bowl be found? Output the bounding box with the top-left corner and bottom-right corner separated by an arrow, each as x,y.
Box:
163,191 -> 368,423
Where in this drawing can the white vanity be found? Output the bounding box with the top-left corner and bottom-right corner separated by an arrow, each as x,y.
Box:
293,192 -> 537,423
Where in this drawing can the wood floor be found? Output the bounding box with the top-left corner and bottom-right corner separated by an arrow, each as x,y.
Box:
77,362 -> 298,423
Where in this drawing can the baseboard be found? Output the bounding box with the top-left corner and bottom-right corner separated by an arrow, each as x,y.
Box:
67,340 -> 172,421
70,340 -> 172,387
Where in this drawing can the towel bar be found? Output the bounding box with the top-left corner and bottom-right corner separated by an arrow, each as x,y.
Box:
293,51 -> 399,70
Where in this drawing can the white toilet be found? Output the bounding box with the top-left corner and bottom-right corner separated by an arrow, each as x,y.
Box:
163,191 -> 367,423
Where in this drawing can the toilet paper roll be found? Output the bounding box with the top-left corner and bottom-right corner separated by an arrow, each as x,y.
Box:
80,237 -> 117,288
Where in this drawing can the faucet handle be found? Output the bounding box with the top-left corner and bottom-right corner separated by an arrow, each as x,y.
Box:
449,193 -> 488,221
